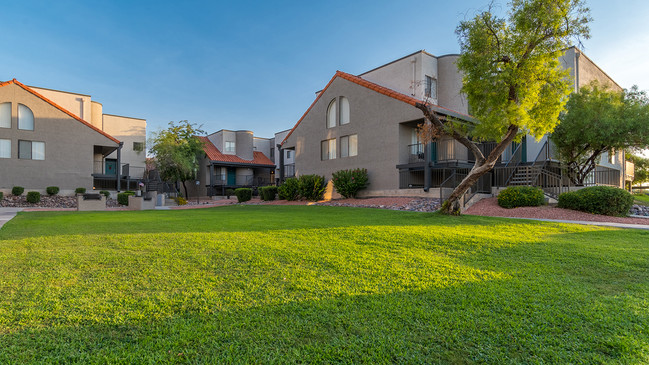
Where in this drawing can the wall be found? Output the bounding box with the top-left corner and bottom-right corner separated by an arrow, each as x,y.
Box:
103,114 -> 147,178
253,136 -> 271,157
283,76 -> 423,192
0,83 -> 118,192
437,55 -> 468,114
29,86 -> 95,125
235,131 -> 253,160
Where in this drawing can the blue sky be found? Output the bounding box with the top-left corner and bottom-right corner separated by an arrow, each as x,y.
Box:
2,0 -> 648,139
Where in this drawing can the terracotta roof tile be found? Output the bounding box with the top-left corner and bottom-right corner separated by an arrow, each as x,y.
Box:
0,79 -> 121,144
198,136 -> 275,167
280,71 -> 472,146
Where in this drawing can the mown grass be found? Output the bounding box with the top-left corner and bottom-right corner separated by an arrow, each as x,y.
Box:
0,205 -> 648,363
634,193 -> 649,206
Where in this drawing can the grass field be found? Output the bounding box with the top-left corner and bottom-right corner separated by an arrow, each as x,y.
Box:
0,205 -> 648,363
634,193 -> 649,206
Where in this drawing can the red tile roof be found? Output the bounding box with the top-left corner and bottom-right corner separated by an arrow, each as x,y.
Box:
280,71 -> 472,146
198,136 -> 275,167
0,79 -> 121,144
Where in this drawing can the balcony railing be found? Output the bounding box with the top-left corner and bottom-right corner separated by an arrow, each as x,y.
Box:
284,163 -> 296,178
408,143 -> 425,163
93,160 -> 145,179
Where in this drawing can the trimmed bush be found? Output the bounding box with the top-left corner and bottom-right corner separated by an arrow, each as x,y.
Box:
99,190 -> 111,199
225,189 -> 235,198
117,191 -> 136,206
278,178 -> 300,201
298,174 -> 326,201
558,186 -> 633,216
259,186 -> 278,201
234,188 -> 252,203
497,186 -> 545,209
0,192 -> 3,200
46,186 -> 60,196
26,191 -> 41,204
332,168 -> 369,198
75,187 -> 87,195
12,186 -> 24,196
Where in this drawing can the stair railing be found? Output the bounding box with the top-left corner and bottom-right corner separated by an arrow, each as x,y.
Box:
504,142 -> 524,185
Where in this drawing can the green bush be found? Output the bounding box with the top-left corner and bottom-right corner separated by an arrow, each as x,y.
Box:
259,186 -> 278,201
26,191 -> 41,204
332,168 -> 369,198
278,178 -> 300,201
234,188 -> 252,203
0,192 -> 3,200
225,188 -> 235,198
75,187 -> 86,195
117,191 -> 136,206
174,196 -> 187,205
46,186 -> 60,196
298,174 -> 326,201
497,186 -> 545,209
99,190 -> 111,199
558,186 -> 633,216
12,186 -> 24,196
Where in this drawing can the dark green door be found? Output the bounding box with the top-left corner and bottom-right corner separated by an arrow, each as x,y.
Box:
105,159 -> 117,175
430,142 -> 437,162
521,136 -> 527,163
227,167 -> 236,185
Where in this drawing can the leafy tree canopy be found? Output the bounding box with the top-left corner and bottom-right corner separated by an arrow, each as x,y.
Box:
627,153 -> 649,186
149,121 -> 205,197
551,83 -> 649,185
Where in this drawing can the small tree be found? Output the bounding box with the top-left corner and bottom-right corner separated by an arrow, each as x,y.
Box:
149,121 -> 205,198
416,0 -> 590,214
628,153 -> 649,186
551,83 -> 649,185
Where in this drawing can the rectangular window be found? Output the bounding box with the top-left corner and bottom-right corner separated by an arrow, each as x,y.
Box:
133,141 -> 144,152
341,134 -> 358,158
286,150 -> 292,159
425,76 -> 437,99
321,139 -> 336,160
225,141 -> 235,153
270,147 -> 274,159
0,139 -> 10,158
18,140 -> 45,160
0,103 -> 11,128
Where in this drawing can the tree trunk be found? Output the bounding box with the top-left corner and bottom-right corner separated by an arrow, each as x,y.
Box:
181,180 -> 189,199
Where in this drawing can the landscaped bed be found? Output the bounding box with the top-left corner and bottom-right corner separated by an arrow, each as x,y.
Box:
0,206 -> 647,363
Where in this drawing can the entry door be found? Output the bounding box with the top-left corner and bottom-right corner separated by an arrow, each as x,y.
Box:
227,167 -> 236,185
105,159 -> 117,175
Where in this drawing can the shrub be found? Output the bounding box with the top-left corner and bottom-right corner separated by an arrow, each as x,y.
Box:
234,188 -> 252,203
558,186 -> 633,216
225,188 -> 235,198
497,186 -> 545,209
117,191 -> 136,206
99,190 -> 111,199
26,191 -> 41,204
278,178 -> 300,201
298,174 -> 326,201
75,187 -> 87,195
259,186 -> 278,201
332,168 -> 369,198
12,186 -> 24,196
174,196 -> 188,205
46,186 -> 60,196
0,192 -> 3,200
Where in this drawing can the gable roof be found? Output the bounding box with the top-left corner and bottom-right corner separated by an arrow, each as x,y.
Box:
280,71 -> 473,146
198,136 -> 275,167
0,79 -> 120,144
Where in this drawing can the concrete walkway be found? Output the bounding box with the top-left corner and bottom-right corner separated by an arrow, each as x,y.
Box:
503,216 -> 649,230
0,208 -> 23,229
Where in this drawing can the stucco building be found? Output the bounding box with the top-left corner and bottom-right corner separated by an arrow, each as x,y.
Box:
0,79 -> 146,195
279,48 -> 632,199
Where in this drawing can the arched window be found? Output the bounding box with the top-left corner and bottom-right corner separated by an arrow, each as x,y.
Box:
326,99 -> 336,128
0,102 -> 10,128
340,97 -> 350,125
18,104 -> 34,130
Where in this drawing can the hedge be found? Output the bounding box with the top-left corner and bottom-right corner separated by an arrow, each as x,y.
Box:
497,186 -> 545,209
259,186 -> 278,201
278,178 -> 300,201
558,186 -> 633,216
75,187 -> 87,194
26,191 -> 41,204
234,188 -> 252,203
297,174 -> 326,201
117,191 -> 136,206
46,186 -> 60,196
99,190 -> 111,199
12,186 -> 24,196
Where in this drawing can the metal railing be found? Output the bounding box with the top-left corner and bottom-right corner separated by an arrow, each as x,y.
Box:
583,167 -> 621,187
408,143 -> 425,163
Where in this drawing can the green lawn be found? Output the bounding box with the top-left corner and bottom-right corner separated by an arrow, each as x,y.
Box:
634,193 -> 649,206
0,206 -> 648,364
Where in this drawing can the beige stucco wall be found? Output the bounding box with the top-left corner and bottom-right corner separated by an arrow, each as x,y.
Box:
30,87 -> 93,124
283,77 -> 423,192
103,114 -> 146,178
0,83 -> 118,192
437,55 -> 469,114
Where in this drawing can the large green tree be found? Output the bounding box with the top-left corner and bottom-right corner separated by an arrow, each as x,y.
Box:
627,153 -> 649,186
551,83 -> 649,185
149,121 -> 205,198
415,0 -> 590,214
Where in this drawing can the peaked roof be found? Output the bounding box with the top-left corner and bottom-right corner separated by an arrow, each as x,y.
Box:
280,71 -> 473,146
0,79 -> 120,144
198,136 -> 275,167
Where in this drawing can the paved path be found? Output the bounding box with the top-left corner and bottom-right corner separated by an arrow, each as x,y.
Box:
0,208 -> 23,230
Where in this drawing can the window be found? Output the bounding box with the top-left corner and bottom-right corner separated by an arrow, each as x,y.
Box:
341,134 -> 358,158
286,150 -> 292,159
0,139 -> 10,158
133,141 -> 144,152
321,139 -> 336,160
270,147 -> 274,159
225,141 -> 235,153
18,104 -> 34,130
326,99 -> 336,128
0,103 -> 10,128
18,140 -> 45,160
340,97 -> 350,125
425,76 -> 437,99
